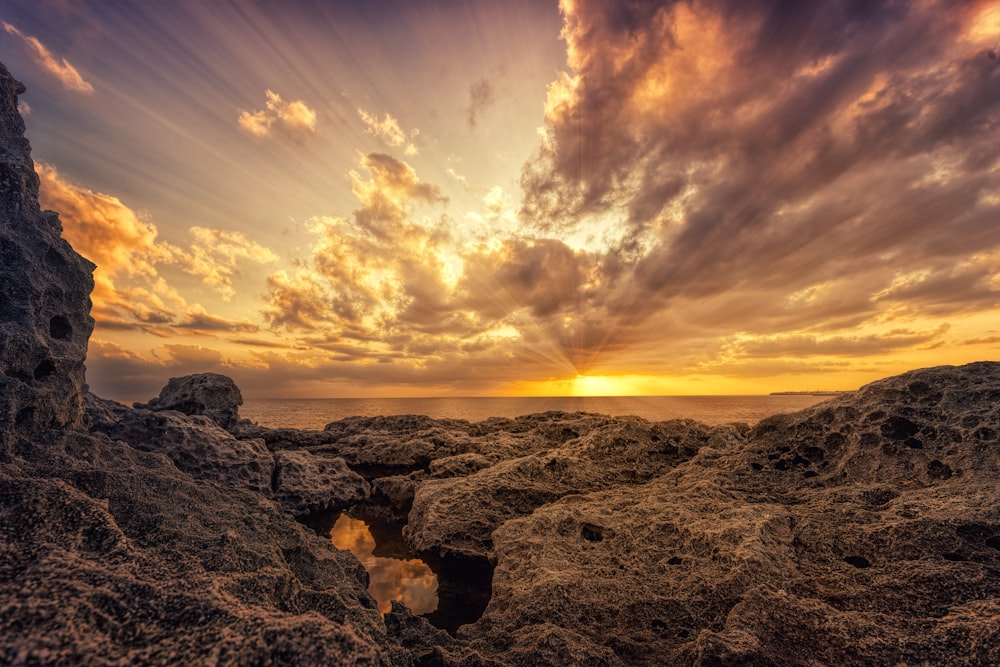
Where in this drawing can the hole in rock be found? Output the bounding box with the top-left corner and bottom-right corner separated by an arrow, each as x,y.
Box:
927,460 -> 952,480
33,359 -> 56,380
880,416 -> 920,441
666,556 -> 683,565
14,407 -> 35,426
311,510 -> 493,635
581,523 -> 606,542
942,552 -> 964,561
844,555 -> 871,569
49,315 -> 72,340
986,536 -> 1000,551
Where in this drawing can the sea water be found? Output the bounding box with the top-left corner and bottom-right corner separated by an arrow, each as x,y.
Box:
241,394 -> 832,430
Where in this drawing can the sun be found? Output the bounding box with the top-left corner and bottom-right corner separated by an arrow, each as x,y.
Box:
568,374 -> 626,396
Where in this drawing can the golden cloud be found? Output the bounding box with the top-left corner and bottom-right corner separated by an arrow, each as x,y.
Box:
358,108 -> 419,155
238,89 -> 317,138
37,164 -> 271,335
184,227 -> 278,301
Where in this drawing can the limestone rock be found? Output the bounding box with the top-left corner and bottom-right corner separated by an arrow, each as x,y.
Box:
371,472 -> 428,516
138,373 -> 243,429
428,452 -> 493,479
405,417 -> 741,559
0,62 -> 94,445
0,431 -> 395,665
459,363 -> 1000,666
273,449 -> 370,516
90,407 -> 274,494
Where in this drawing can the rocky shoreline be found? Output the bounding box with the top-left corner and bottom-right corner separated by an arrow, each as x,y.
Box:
3,61 -> 1000,665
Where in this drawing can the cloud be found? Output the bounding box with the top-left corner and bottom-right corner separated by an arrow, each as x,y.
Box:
467,78 -> 495,128
183,227 -> 278,301
37,164 -> 274,336
511,0 -> 1000,370
238,90 -> 316,138
2,22 -> 94,93
263,153 -> 455,336
358,108 -> 419,155
262,270 -> 333,331
36,162 -> 185,327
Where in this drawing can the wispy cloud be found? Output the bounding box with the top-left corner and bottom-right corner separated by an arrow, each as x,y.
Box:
183,227 -> 278,301
2,21 -> 94,93
358,108 -> 419,155
238,89 -> 316,138
467,78 -> 495,128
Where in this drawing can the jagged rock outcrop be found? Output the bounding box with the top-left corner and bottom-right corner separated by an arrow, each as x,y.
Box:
405,417 -> 740,559
137,372 -> 244,429
91,406 -> 275,494
0,432 -> 393,665
0,63 -> 94,445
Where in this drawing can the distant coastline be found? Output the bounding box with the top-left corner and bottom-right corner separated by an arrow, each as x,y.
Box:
769,390 -> 853,396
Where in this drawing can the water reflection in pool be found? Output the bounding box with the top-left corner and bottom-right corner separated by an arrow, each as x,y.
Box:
328,513 -> 438,615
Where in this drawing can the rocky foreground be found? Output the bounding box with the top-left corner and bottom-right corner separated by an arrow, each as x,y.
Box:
3,61 -> 1000,665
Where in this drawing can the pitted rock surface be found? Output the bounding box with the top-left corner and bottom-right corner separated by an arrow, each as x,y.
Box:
138,372 -> 244,429
0,63 -> 94,445
273,449 -> 370,516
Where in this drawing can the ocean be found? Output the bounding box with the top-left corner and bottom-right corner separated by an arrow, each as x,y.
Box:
241,394 -> 834,430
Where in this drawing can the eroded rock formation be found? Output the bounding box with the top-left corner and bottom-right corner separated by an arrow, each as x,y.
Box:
1,58 -> 998,666
137,372 -> 244,429
0,63 -> 94,445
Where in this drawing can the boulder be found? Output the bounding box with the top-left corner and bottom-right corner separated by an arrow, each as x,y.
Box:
92,406 -> 274,494
138,373 -> 243,429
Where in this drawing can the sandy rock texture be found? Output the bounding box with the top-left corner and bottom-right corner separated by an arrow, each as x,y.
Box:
405,417 -> 739,559
273,449 -> 371,516
455,363 -> 1000,666
0,63 -> 94,443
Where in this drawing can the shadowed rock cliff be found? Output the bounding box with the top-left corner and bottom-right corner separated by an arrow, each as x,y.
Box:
0,63 -> 94,445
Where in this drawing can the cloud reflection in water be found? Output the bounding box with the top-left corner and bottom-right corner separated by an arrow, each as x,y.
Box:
329,513 -> 438,615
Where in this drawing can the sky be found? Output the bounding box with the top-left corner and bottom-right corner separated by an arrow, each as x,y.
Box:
1,0 -> 998,400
